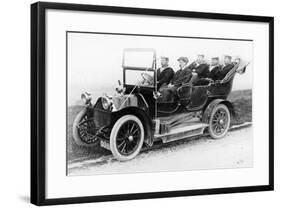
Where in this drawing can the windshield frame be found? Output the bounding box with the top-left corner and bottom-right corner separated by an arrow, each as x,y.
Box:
122,48 -> 157,89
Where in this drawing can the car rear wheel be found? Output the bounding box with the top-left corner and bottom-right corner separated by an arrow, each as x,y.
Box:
110,115 -> 144,161
208,104 -> 230,139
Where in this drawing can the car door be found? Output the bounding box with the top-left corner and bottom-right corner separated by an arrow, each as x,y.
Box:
188,86 -> 208,109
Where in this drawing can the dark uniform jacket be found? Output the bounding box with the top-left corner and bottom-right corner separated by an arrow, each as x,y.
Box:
195,63 -> 210,78
216,63 -> 234,80
171,66 -> 192,87
156,67 -> 174,89
188,62 -> 210,78
208,65 -> 222,80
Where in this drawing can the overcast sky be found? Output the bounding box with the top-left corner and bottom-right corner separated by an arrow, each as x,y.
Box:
68,32 -> 253,105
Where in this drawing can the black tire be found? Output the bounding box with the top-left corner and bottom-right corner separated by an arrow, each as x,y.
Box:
110,115 -> 144,161
72,109 -> 99,146
208,104 -> 230,139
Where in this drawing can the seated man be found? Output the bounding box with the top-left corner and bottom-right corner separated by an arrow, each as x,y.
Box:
156,56 -> 174,90
215,55 -> 235,81
188,54 -> 210,86
157,56 -> 192,102
208,57 -> 222,81
233,57 -> 247,73
170,57 -> 192,87
220,57 -> 249,83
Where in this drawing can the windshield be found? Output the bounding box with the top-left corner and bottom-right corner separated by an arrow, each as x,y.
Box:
122,48 -> 155,69
123,49 -> 156,88
125,70 -> 155,87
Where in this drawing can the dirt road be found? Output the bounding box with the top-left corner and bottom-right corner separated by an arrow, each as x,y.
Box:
68,126 -> 253,176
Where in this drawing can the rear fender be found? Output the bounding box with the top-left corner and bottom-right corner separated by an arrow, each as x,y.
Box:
202,99 -> 235,123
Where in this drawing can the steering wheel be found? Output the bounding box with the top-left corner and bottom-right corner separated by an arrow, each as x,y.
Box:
141,73 -> 154,86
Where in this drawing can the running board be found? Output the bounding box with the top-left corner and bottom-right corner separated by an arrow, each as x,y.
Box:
155,123 -> 209,143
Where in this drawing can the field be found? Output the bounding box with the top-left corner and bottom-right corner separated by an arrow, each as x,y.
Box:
67,89 -> 252,162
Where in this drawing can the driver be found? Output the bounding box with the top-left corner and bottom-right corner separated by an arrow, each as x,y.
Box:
156,56 -> 174,90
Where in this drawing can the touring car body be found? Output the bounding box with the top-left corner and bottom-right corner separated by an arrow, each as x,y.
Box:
73,48 -> 244,161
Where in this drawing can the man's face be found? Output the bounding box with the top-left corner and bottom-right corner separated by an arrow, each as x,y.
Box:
234,58 -> 241,64
160,58 -> 168,67
197,55 -> 204,63
178,60 -> 187,68
224,57 -> 231,64
211,59 -> 219,66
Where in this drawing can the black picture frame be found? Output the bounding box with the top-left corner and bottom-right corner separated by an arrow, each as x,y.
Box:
31,1 -> 274,206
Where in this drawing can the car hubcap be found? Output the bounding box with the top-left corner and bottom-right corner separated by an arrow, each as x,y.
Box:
128,135 -> 134,142
219,119 -> 224,125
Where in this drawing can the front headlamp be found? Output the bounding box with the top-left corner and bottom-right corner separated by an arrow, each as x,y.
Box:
81,92 -> 92,104
101,96 -> 112,110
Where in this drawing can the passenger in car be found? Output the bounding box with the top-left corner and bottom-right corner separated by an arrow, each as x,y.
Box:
188,54 -> 210,79
217,55 -> 235,80
156,57 -> 192,102
208,57 -> 222,81
233,57 -> 247,74
170,56 -> 192,87
189,54 -> 210,86
219,57 -> 248,83
156,56 -> 174,90
208,55 -> 235,82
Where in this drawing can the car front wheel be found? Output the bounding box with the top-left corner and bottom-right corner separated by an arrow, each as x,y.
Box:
72,109 -> 99,146
208,104 -> 230,139
110,115 -> 144,161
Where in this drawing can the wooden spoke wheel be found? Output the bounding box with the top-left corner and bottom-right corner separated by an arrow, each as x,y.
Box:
110,115 -> 144,161
72,109 -> 99,146
208,104 -> 230,139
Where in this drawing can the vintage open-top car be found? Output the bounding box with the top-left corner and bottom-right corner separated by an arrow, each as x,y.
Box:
72,48 -> 246,161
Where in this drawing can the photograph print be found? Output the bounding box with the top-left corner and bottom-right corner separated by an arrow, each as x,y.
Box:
67,31 -> 253,176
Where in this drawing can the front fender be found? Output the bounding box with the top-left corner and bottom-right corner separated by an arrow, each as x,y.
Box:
202,99 -> 235,123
